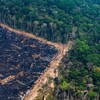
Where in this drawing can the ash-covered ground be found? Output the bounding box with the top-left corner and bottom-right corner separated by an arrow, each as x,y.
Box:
0,26 -> 58,100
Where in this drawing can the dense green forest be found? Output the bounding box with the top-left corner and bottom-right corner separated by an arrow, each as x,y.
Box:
0,0 -> 99,43
55,39 -> 100,100
0,0 -> 100,100
53,0 -> 100,100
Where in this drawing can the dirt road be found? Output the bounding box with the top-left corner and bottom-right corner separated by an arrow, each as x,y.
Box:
0,23 -> 63,50
0,23 -> 74,100
24,41 -> 74,100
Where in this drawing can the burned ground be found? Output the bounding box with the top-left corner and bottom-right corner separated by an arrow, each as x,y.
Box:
0,26 -> 58,100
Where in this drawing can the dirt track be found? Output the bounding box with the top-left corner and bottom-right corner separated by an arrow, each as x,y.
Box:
24,41 -> 73,100
0,23 -> 63,50
0,23 -> 74,100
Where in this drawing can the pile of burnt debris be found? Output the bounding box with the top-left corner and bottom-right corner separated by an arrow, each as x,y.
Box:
0,26 -> 58,100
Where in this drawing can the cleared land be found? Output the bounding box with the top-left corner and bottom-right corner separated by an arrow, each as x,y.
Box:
0,23 -> 74,100
0,25 -> 58,100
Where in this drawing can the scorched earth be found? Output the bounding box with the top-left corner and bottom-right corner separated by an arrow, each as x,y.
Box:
0,26 -> 58,100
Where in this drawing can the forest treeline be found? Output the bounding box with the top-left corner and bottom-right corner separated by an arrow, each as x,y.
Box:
0,0 -> 100,100
0,0 -> 99,43
52,0 -> 100,100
